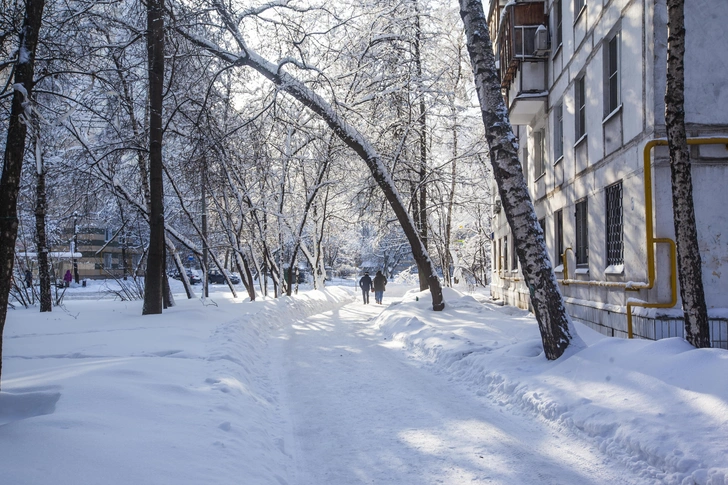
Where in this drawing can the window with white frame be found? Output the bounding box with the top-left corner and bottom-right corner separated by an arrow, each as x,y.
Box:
534,130 -> 546,178
575,198 -> 589,266
503,235 -> 509,272
554,0 -> 563,48
605,181 -> 624,265
604,32 -> 621,116
575,76 -> 586,140
554,102 -> 564,160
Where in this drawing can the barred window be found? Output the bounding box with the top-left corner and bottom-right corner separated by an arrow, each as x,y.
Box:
606,182 -> 624,265
555,210 -> 564,265
575,199 -> 589,266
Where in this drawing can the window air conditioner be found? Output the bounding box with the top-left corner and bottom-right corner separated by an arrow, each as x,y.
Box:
533,25 -> 549,56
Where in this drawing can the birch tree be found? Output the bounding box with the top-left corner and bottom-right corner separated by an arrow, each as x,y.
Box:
664,0 -> 710,348
459,0 -> 581,359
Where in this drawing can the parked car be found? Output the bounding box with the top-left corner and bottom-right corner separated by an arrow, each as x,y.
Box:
170,270 -> 201,284
208,269 -> 241,285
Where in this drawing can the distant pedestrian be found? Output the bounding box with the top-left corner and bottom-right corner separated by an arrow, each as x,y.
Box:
359,272 -> 372,304
63,269 -> 72,287
25,269 -> 32,288
372,270 -> 387,304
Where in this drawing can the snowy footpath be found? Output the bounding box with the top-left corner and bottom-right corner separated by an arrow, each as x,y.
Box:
1,282 -> 727,484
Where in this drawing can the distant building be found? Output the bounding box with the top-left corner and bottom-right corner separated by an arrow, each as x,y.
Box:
487,0 -> 728,347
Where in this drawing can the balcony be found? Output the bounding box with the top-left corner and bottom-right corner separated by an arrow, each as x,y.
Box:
490,1 -> 549,126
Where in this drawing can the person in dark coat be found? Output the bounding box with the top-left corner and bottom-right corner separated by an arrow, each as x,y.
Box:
372,270 -> 387,304
359,272 -> 372,304
25,269 -> 32,288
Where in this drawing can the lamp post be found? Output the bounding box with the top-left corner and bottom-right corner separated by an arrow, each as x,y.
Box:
72,211 -> 79,284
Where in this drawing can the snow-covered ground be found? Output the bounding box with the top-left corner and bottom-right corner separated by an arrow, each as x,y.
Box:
1,280 -> 726,484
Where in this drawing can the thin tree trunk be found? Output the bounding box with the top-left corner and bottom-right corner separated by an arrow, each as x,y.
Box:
142,0 -> 166,315
665,0 -> 710,348
459,0 -> 581,359
414,0 -> 429,292
0,0 -> 46,389
32,120 -> 52,312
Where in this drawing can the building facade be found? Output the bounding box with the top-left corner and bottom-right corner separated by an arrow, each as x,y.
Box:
487,0 -> 728,347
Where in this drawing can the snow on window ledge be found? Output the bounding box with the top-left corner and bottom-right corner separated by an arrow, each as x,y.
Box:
575,267 -> 589,275
604,264 -> 624,275
554,264 -> 564,274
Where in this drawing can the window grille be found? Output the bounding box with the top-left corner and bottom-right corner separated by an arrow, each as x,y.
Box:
575,199 -> 588,266
555,209 -> 564,265
604,33 -> 620,115
605,181 -> 624,265
575,76 -> 586,140
554,103 -> 564,160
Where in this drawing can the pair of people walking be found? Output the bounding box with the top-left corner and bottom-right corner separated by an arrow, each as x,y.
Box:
359,270 -> 387,304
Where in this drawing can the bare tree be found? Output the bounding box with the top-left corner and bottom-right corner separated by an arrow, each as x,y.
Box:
664,0 -> 710,348
142,0 -> 166,315
459,0 -> 581,359
0,0 -> 46,389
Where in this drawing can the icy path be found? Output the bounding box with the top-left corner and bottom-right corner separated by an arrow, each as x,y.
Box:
273,301 -> 642,485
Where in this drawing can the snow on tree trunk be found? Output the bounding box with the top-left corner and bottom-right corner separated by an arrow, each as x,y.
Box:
665,0 -> 710,348
32,120 -> 52,312
459,0 -> 581,359
0,0 -> 46,390
176,21 -> 445,311
142,0 -> 166,315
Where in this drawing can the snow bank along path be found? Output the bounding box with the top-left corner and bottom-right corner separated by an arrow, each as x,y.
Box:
273,292 -> 646,484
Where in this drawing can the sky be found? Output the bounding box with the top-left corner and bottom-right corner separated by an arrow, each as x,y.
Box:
1,279 -> 727,484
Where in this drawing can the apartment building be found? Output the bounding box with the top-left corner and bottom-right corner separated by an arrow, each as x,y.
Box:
487,0 -> 728,347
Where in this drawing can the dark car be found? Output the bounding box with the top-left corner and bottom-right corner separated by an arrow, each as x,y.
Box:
170,270 -> 201,284
208,270 -> 241,285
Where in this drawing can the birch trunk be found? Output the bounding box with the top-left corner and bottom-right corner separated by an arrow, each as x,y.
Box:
665,0 -> 710,348
459,0 -> 581,359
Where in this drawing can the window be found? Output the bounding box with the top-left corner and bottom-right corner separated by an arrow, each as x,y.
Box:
575,76 -> 586,140
538,217 -> 547,254
105,227 -> 114,242
575,199 -> 589,266
511,234 -> 518,271
514,26 -> 539,57
497,238 -> 502,272
554,102 -> 564,160
555,210 -> 564,265
574,0 -> 585,18
104,252 -> 112,269
534,130 -> 546,178
604,33 -> 620,116
503,236 -> 509,272
554,0 -> 563,48
605,182 -> 624,265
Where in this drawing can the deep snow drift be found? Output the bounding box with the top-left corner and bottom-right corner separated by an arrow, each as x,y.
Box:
1,281 -> 726,484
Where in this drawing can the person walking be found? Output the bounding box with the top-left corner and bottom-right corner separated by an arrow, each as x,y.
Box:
359,272 -> 372,304
25,269 -> 33,288
373,270 -> 387,304
63,269 -> 73,287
